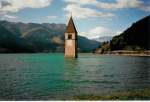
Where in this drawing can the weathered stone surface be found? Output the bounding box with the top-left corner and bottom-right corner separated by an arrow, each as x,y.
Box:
65,16 -> 78,58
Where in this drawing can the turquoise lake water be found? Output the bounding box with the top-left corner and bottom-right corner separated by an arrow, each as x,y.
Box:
0,53 -> 150,100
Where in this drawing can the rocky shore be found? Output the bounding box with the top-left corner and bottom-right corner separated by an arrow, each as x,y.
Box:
74,88 -> 150,100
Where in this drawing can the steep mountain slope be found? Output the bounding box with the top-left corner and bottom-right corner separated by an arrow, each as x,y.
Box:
0,24 -> 33,53
110,15 -> 150,51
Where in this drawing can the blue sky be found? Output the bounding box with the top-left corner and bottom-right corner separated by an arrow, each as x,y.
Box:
0,0 -> 149,39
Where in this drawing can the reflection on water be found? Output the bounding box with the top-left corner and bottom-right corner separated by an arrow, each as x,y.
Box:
0,53 -> 150,100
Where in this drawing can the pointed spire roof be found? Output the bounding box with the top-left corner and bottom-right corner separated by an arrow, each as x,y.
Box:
66,16 -> 77,34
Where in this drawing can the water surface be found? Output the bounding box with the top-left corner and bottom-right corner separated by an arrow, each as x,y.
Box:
0,53 -> 150,100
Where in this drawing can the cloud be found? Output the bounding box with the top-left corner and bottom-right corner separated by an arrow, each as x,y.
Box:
64,0 -> 98,5
0,0 -> 53,21
80,26 -> 111,39
0,1 -> 11,8
64,0 -> 150,13
116,31 -> 122,35
96,0 -> 150,12
0,0 -> 53,12
0,12 -> 19,22
140,3 -> 150,12
80,26 -> 123,39
64,4 -> 114,19
47,15 -> 57,19
4,14 -> 17,19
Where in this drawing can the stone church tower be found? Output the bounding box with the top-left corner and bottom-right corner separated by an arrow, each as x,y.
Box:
65,16 -> 78,58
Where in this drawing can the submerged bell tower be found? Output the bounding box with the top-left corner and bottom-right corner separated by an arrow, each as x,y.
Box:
64,16 -> 78,58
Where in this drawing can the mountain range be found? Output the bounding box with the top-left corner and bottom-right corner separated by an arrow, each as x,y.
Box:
96,15 -> 150,53
0,21 -> 100,53
110,15 -> 150,51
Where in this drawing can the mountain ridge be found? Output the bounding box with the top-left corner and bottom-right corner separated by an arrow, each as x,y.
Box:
0,20 -> 100,53
110,15 -> 150,51
95,15 -> 150,54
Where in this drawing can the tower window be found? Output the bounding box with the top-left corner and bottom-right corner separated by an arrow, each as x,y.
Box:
68,34 -> 72,39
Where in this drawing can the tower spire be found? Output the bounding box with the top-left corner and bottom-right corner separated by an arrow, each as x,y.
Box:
64,14 -> 78,58
66,15 -> 77,34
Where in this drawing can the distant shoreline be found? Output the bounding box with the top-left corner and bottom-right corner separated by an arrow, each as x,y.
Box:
94,50 -> 150,57
0,51 -> 150,57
